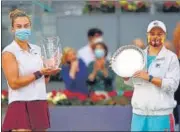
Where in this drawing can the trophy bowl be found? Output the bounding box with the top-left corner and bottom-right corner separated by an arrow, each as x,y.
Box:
110,45 -> 145,77
40,36 -> 62,69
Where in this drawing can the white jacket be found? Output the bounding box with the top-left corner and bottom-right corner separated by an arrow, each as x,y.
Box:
125,46 -> 180,115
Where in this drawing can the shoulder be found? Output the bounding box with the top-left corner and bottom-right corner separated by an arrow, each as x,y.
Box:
79,58 -> 86,65
2,42 -> 17,61
2,41 -> 17,54
88,61 -> 95,67
78,45 -> 90,54
165,48 -> 178,61
163,49 -> 179,69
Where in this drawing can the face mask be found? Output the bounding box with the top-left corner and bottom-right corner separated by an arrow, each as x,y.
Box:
147,35 -> 165,47
94,49 -> 105,59
15,29 -> 31,41
93,37 -> 103,44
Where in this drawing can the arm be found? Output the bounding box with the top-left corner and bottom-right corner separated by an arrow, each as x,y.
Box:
61,66 -> 75,87
2,52 -> 36,89
102,67 -> 115,90
133,55 -> 180,92
69,66 -> 77,79
161,55 -> 180,93
88,62 -> 97,82
102,66 -> 115,81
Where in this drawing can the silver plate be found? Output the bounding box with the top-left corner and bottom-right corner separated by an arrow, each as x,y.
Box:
110,45 -> 145,77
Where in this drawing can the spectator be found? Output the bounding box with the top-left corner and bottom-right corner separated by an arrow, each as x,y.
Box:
133,38 -> 146,49
78,28 -> 103,66
61,47 -> 89,101
173,22 -> 180,129
164,40 -> 175,53
87,42 -> 116,101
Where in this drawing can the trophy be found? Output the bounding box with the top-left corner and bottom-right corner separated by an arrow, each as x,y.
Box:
110,45 -> 145,77
40,36 -> 62,69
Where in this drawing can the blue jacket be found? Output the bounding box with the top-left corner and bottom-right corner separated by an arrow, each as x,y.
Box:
61,59 -> 89,95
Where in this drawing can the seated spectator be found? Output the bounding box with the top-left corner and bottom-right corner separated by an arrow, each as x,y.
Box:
87,42 -> 116,102
61,47 -> 88,101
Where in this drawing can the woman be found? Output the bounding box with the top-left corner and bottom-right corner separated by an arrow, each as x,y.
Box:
173,22 -> 180,130
87,42 -> 116,101
124,20 -> 180,131
61,47 -> 89,101
2,9 -> 60,132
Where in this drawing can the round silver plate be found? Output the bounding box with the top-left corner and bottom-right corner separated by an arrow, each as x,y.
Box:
110,45 -> 145,77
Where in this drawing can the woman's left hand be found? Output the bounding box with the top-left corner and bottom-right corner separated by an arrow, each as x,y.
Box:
133,70 -> 149,81
42,68 -> 61,76
50,68 -> 61,75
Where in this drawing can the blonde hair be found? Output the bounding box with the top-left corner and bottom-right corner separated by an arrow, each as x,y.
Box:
61,47 -> 75,65
9,9 -> 31,27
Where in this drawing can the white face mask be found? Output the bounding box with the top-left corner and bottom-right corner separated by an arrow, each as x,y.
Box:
93,37 -> 103,44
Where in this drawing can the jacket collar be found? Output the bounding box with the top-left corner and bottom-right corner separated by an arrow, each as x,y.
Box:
144,46 -> 167,60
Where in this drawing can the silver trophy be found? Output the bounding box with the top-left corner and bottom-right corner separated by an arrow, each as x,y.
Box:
40,36 -> 62,69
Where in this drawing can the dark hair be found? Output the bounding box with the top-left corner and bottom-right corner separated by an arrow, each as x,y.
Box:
87,28 -> 103,37
9,9 -> 31,27
92,42 -> 108,57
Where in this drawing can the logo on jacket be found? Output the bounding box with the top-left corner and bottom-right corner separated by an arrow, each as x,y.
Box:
156,63 -> 161,68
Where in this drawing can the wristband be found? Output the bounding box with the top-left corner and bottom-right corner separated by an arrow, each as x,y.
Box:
34,71 -> 42,80
149,75 -> 153,82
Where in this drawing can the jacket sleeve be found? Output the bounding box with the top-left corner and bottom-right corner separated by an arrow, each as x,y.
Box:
61,66 -> 75,87
161,55 -> 180,93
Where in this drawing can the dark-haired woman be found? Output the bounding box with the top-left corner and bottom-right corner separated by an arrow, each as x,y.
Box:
87,42 -> 116,101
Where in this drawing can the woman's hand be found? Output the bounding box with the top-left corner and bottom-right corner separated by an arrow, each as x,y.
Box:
41,68 -> 61,76
69,60 -> 79,79
94,58 -> 105,71
94,61 -> 101,72
133,70 -> 149,81
71,60 -> 79,72
102,67 -> 108,78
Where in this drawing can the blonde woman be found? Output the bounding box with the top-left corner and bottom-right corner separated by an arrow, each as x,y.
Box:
61,47 -> 89,101
2,9 -> 60,132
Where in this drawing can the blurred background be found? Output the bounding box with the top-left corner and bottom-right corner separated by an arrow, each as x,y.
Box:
1,0 -> 180,95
